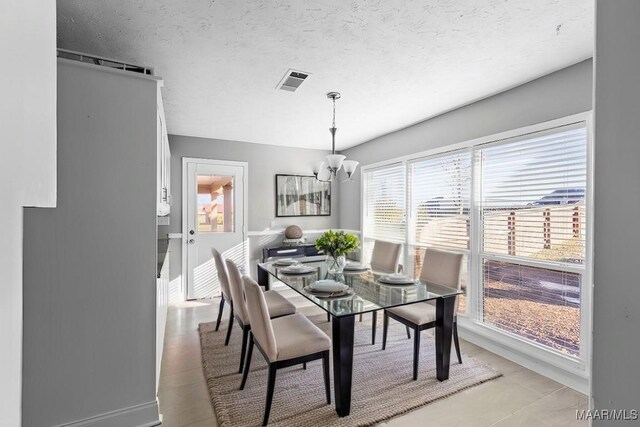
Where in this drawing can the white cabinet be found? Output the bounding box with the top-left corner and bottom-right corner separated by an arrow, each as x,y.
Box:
157,84 -> 171,216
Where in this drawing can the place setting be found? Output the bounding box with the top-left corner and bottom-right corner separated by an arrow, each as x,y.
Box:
376,272 -> 418,286
342,260 -> 370,274
272,257 -> 300,266
278,262 -> 317,275
303,279 -> 354,299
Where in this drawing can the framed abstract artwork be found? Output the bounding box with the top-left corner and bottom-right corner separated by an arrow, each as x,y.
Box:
275,174 -> 331,217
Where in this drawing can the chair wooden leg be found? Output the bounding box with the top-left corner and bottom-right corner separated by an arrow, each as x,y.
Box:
382,311 -> 389,350
371,311 -> 377,345
327,312 -> 330,322
359,313 -> 363,322
322,351 -> 331,404
240,334 -> 254,390
406,325 -> 411,339
239,327 -> 249,373
413,327 -> 421,380
263,364 -> 277,426
215,296 -> 225,331
453,320 -> 462,364
224,306 -> 234,346
303,362 -> 306,370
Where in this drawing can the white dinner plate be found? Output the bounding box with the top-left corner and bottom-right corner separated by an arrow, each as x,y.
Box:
309,280 -> 349,293
378,274 -> 416,285
280,264 -> 315,274
303,286 -> 354,299
273,258 -> 298,266
343,263 -> 368,271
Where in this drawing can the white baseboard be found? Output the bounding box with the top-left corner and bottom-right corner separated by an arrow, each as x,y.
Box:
55,400 -> 160,427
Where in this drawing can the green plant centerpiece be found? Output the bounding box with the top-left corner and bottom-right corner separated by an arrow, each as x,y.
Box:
315,230 -> 360,274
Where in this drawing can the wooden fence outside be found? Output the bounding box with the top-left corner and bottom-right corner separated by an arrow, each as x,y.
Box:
483,203 -> 585,261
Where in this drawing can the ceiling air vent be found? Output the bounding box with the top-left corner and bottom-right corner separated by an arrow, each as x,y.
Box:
277,69 -> 310,92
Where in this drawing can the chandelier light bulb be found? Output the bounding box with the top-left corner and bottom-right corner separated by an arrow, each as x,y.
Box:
342,160 -> 359,177
326,154 -> 346,172
317,166 -> 331,181
311,160 -> 325,175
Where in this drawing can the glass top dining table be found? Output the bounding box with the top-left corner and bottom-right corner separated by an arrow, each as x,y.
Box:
256,256 -> 462,418
257,257 -> 461,317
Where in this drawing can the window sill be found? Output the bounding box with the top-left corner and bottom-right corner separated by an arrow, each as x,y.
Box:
458,317 -> 589,394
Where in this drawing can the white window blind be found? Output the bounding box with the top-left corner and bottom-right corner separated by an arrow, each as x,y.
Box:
480,124 -> 587,264
408,150 -> 472,250
363,163 -> 406,243
360,116 -> 591,364
478,123 -> 587,357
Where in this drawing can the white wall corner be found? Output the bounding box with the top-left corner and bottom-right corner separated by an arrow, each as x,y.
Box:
0,1 -> 57,426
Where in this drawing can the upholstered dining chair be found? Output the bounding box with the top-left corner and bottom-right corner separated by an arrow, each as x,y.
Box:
363,240 -> 409,344
370,239 -> 403,274
212,248 -> 233,334
240,276 -> 331,426
226,259 -> 297,373
382,248 -> 463,380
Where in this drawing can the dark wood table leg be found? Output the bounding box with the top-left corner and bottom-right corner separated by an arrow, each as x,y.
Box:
257,264 -> 270,290
435,296 -> 456,381
332,315 -> 355,417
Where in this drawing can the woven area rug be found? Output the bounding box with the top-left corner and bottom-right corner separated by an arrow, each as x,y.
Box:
199,312 -> 501,427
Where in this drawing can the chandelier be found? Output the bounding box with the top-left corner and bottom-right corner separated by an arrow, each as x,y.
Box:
312,92 -> 359,182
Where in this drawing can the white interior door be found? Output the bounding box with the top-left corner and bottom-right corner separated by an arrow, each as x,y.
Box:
183,158 -> 247,300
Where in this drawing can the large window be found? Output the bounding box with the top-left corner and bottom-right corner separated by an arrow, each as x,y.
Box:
361,118 -> 590,366
408,150 -> 472,313
362,163 -> 406,263
478,124 -> 587,356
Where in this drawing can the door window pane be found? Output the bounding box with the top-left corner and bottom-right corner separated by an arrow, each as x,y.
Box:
197,175 -> 234,233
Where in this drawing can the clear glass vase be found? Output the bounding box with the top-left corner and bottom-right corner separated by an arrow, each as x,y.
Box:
327,254 -> 346,274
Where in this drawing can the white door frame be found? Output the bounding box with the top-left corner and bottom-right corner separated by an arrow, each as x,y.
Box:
181,157 -> 249,300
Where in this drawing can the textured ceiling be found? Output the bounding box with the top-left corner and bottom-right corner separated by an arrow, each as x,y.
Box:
57,0 -> 593,150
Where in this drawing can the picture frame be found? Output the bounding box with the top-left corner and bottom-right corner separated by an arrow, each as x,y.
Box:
275,174 -> 331,217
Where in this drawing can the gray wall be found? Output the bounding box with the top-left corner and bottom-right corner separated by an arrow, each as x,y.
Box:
22,60 -> 159,426
165,135 -> 340,288
338,59 -> 593,230
592,1 -> 640,423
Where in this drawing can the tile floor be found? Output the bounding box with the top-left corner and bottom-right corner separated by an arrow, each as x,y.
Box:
157,286 -> 589,427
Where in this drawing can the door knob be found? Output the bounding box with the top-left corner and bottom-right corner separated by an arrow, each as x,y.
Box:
189,229 -> 195,235
188,239 -> 195,244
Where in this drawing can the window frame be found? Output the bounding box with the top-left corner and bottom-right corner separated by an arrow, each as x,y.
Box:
359,112 -> 593,390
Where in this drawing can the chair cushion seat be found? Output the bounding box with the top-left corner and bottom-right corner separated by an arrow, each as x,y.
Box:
264,290 -> 297,319
270,313 -> 331,362
387,301 -> 436,326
